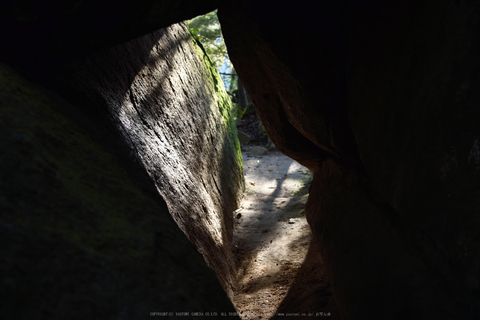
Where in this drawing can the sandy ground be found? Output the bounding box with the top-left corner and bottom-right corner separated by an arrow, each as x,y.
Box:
231,150 -> 339,320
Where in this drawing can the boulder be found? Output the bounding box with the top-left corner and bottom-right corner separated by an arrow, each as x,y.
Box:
237,130 -> 251,145
220,0 -> 480,318
249,146 -> 268,156
219,1 -> 340,171
0,63 -> 236,319
52,23 -> 244,298
265,140 -> 275,151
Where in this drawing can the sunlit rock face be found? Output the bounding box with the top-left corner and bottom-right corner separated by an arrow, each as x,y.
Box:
220,0 -> 480,318
55,23 -> 244,297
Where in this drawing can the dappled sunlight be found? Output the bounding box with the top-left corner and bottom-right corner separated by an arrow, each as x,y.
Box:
242,152 -> 310,197
232,150 -> 314,319
114,27 -> 228,249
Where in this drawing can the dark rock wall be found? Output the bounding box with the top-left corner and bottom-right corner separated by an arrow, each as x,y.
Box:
218,4 -> 325,170
0,63 -> 236,319
0,0 -> 220,72
219,0 -> 480,318
54,23 -> 244,296
347,0 -> 480,294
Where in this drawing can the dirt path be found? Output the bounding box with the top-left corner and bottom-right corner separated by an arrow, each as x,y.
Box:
231,150 -> 339,319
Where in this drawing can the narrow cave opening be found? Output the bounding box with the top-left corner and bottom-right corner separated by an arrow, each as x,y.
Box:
187,11 -> 335,319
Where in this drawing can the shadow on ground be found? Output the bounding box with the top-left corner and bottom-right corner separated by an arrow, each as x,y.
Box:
232,150 -> 339,319
274,240 -> 340,319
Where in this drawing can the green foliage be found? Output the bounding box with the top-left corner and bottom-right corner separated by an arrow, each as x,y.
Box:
236,105 -> 247,119
186,11 -> 239,102
187,10 -> 231,70
187,10 -> 253,123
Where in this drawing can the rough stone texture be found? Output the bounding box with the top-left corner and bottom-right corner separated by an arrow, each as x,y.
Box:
0,63 -> 236,319
52,23 -> 244,297
219,0 -> 480,318
0,0 -> 220,74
